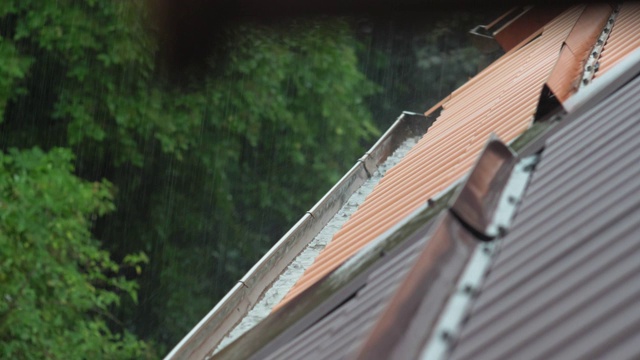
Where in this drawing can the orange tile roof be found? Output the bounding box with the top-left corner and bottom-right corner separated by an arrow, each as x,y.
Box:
596,3 -> 640,77
274,6 -> 585,310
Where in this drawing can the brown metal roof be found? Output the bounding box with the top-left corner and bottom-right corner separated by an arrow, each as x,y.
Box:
262,223 -> 431,360
449,69 -> 640,360
596,2 -> 640,77
275,6 -> 584,309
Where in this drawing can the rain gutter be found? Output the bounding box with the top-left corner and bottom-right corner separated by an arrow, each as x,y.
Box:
164,111 -> 435,360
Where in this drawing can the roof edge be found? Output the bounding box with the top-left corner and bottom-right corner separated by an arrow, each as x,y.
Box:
165,112 -> 434,360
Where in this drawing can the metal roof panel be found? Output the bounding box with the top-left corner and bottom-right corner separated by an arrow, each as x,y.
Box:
449,69 -> 640,360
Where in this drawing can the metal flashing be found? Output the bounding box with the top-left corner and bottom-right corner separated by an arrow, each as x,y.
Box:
449,65 -> 640,360
545,4 -> 613,102
355,137 -> 524,360
355,213 -> 477,360
491,6 -> 567,52
420,241 -> 499,360
449,136 -> 516,238
579,6 -> 618,88
486,154 -> 539,237
420,153 -> 539,360
469,7 -> 532,52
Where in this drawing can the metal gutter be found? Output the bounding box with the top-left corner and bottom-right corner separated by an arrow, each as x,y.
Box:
213,134 -> 422,353
164,111 -> 434,360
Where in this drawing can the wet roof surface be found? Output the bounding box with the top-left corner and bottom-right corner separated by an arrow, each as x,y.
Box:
277,6 -> 584,309
449,69 -> 640,360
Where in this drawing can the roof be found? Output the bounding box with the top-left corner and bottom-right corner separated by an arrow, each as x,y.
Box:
449,59 -> 640,360
168,4 -> 640,359
263,219 -> 434,360
277,5 -> 585,309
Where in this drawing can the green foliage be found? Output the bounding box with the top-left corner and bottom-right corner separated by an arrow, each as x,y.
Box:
0,0 -> 379,352
0,147 -> 152,359
124,20 -> 380,345
0,36 -> 32,121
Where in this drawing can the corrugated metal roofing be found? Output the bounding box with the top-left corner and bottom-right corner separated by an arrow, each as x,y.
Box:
276,6 -> 584,308
448,68 -> 640,360
596,2 -> 640,76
